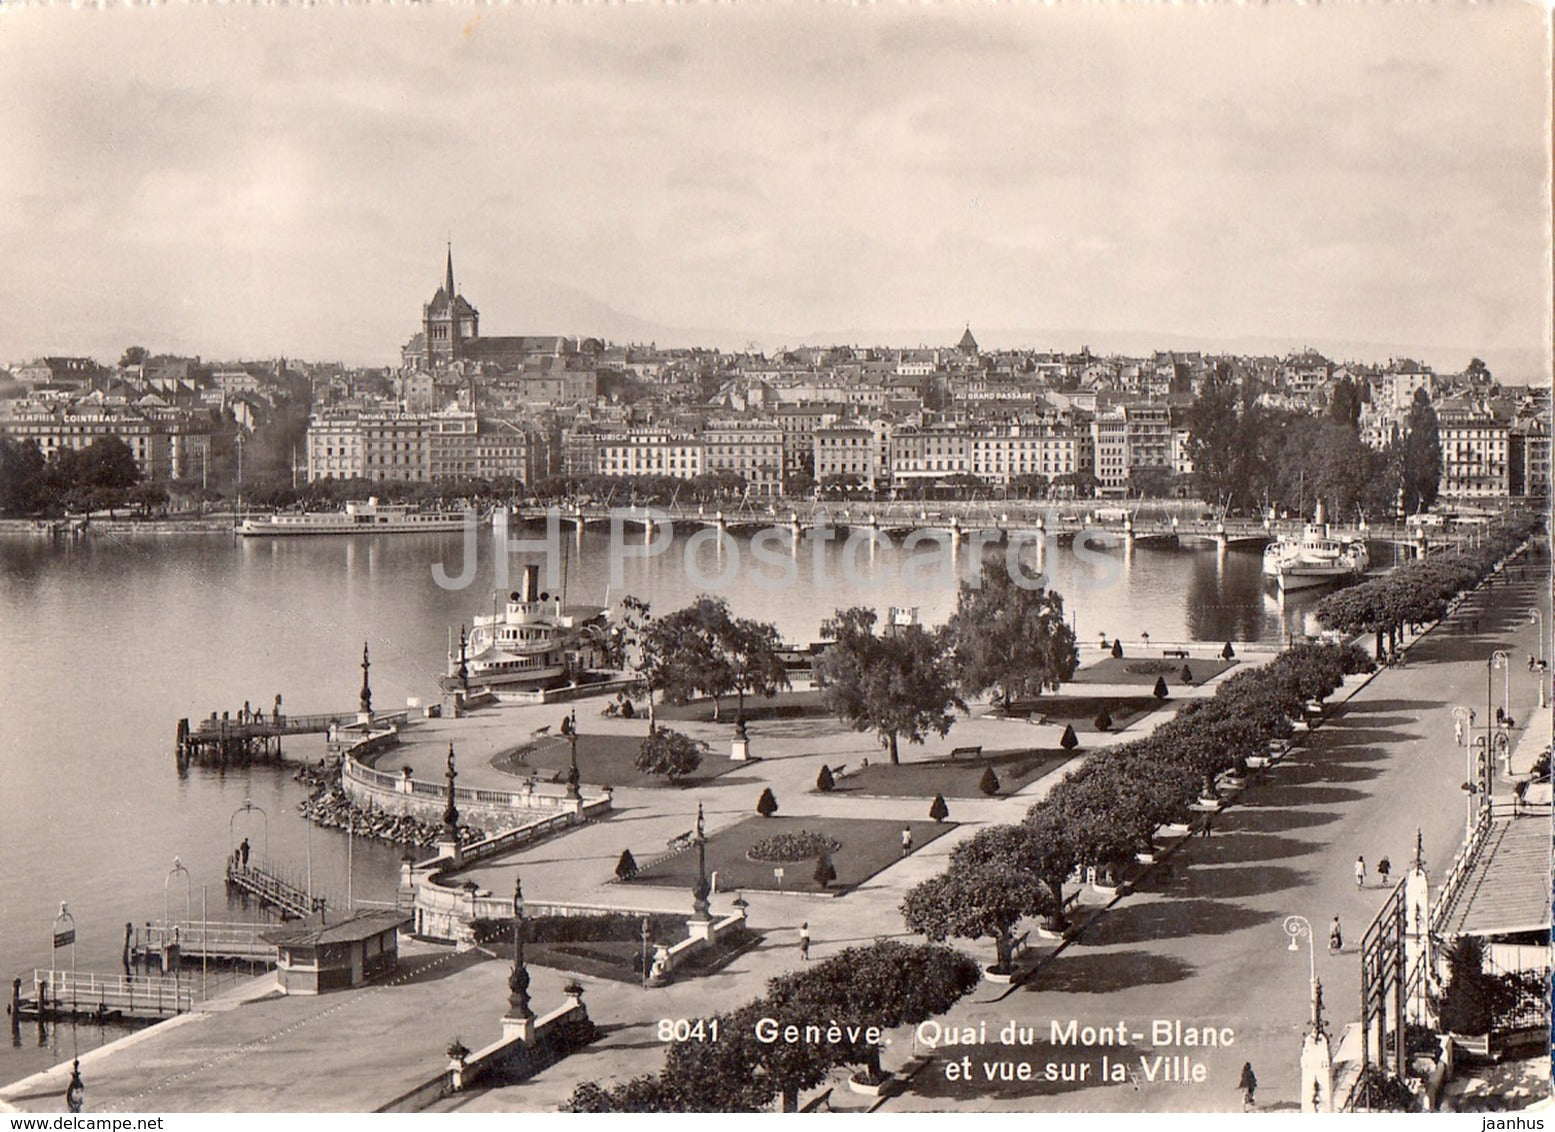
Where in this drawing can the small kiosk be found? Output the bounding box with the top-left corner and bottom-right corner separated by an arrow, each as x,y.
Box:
263,910 -> 410,995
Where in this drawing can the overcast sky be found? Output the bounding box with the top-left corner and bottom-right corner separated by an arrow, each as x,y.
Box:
0,3 -> 1548,377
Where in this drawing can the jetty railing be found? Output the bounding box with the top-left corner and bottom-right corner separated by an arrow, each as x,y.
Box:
33,969 -> 196,1018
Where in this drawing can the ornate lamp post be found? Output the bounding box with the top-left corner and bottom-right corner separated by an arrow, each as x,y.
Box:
640,916 -> 651,990
691,803 -> 711,923
1488,651 -> 1507,792
457,626 -> 470,700
439,744 -> 462,862
359,642 -> 373,719
503,875 -> 534,1042
565,709 -> 581,802
1529,609 -> 1547,708
66,1060 -> 84,1113
1284,915 -> 1331,1112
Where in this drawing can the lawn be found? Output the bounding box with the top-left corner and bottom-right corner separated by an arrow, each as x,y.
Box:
825,748 -> 1073,799
655,689 -> 835,724
1069,655 -> 1237,687
625,815 -> 956,895
993,695 -> 1162,733
490,731 -> 744,789
482,915 -> 763,985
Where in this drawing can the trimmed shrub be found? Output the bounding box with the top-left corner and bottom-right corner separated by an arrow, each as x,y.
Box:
1180,664 -> 1194,684
1153,676 -> 1170,700
615,849 -> 639,881
929,793 -> 950,822
813,854 -> 837,889
978,765 -> 1001,796
1221,641 -> 1236,660
816,764 -> 836,792
1110,639 -> 1124,659
1060,723 -> 1079,750
756,787 -> 779,818
1094,708 -> 1113,732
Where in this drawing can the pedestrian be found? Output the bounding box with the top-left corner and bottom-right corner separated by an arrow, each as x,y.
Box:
901,826 -> 913,857
1328,916 -> 1343,954
1531,655 -> 1538,673
1199,811 -> 1213,838
798,921 -> 811,961
1377,857 -> 1391,886
1354,855 -> 1366,888
1238,1062 -> 1258,1110
240,838 -> 250,866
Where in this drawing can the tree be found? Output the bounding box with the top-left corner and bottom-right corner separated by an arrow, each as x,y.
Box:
1400,388 -> 1442,514
817,607 -> 964,764
929,793 -> 949,822
756,787 -> 778,818
946,556 -> 1079,706
0,437 -> 47,515
1438,936 -> 1493,1036
1327,375 -> 1362,428
978,765 -> 1000,796
75,436 -> 140,492
768,941 -> 981,1085
813,855 -> 836,889
724,615 -> 790,724
1060,723 -> 1079,750
901,858 -> 1052,973
619,596 -> 666,732
1186,361 -> 1243,506
119,346 -> 149,368
1153,676 -> 1169,700
645,596 -> 737,720
615,849 -> 639,881
815,764 -> 835,792
635,728 -> 702,780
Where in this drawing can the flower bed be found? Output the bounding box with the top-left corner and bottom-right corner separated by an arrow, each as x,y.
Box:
746,830 -> 843,863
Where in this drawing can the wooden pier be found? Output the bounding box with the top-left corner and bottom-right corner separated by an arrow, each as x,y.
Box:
175,707 -> 410,765
12,969 -> 196,1024
225,860 -> 329,920
128,920 -> 277,966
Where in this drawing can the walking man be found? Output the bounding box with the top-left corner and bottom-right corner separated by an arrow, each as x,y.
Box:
798,921 -> 811,961
1328,915 -> 1343,954
1354,855 -> 1366,888
901,826 -> 913,857
1238,1062 -> 1258,1111
240,838 -> 251,867
1377,857 -> 1391,887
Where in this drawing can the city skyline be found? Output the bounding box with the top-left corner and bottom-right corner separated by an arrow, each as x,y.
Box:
0,4 -> 1549,380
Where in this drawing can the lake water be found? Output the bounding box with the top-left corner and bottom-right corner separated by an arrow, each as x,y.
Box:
0,521 -> 1376,1082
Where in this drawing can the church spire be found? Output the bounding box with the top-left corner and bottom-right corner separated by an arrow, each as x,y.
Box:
444,242 -> 456,299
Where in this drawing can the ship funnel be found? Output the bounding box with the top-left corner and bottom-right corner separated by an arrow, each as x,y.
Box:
1313,499 -> 1326,526
521,563 -> 540,603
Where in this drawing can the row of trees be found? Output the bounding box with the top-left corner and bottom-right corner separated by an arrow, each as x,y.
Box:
900,641 -> 1375,971
1187,365 -> 1442,517
1315,511 -> 1541,655
566,941 -> 981,1111
615,556 -> 1081,766
0,435 -> 164,516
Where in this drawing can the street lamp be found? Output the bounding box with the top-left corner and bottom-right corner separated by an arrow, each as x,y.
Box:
566,709 -> 581,802
1282,915 -> 1320,1023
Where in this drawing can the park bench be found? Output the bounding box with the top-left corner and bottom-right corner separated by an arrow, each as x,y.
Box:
949,745 -> 983,760
1162,648 -> 1189,659
666,830 -> 694,850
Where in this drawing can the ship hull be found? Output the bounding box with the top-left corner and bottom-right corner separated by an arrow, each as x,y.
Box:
237,517 -> 469,537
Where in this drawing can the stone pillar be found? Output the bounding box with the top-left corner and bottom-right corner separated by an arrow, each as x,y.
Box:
730,720 -> 751,761
502,875 -> 534,1042
1300,978 -> 1335,1112
1300,1029 -> 1334,1112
